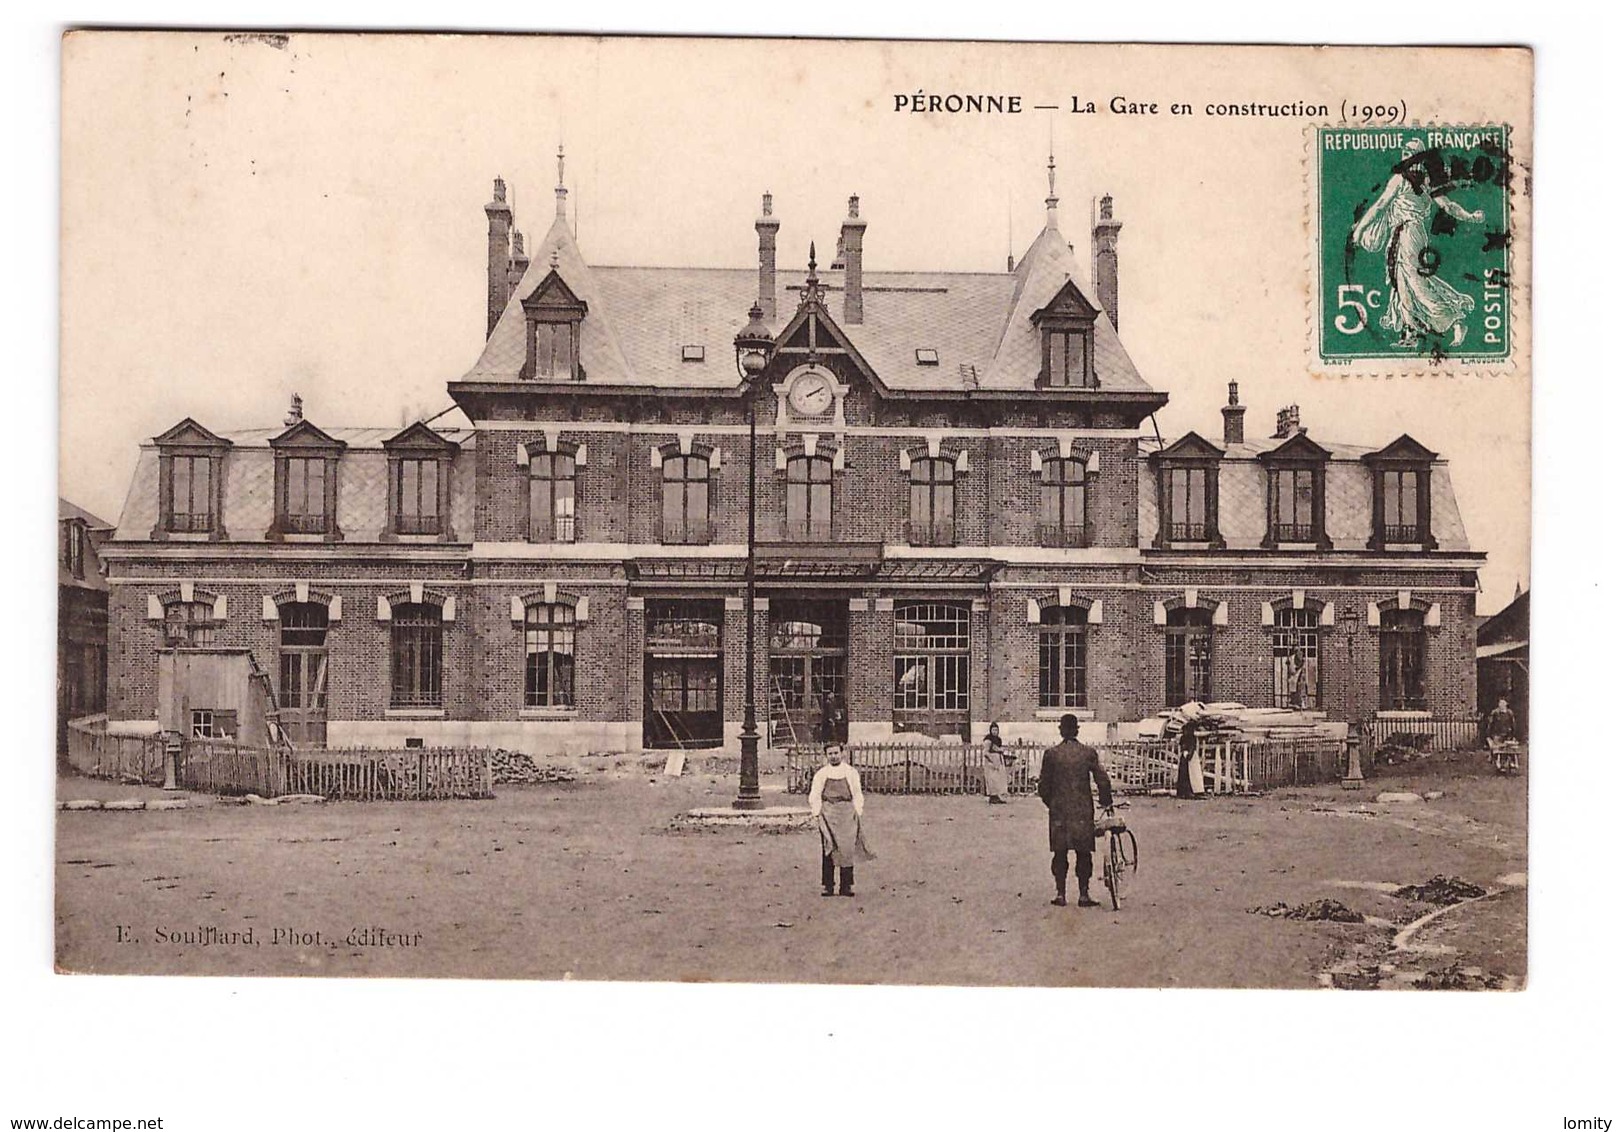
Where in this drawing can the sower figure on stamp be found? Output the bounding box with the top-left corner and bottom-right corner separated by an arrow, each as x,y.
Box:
1038,713 -> 1114,907
1351,137 -> 1486,348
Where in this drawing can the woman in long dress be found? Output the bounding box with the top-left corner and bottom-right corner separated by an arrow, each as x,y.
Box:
1351,138 -> 1486,348
983,722 -> 1011,804
808,745 -> 874,897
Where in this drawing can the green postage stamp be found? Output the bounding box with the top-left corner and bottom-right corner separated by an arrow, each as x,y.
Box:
1317,125 -> 1512,365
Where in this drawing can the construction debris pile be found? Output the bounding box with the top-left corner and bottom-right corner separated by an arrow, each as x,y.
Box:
1395,875 -> 1487,905
1416,963 -> 1507,991
1248,899 -> 1365,923
1142,701 -> 1351,746
489,749 -> 577,786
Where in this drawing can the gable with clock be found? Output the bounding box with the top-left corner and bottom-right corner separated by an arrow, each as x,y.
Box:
773,363 -> 848,432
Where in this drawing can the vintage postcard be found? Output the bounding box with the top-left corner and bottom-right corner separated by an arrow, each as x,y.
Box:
56,34 -> 1532,989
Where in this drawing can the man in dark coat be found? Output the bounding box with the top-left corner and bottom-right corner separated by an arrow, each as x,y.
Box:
1037,713 -> 1115,907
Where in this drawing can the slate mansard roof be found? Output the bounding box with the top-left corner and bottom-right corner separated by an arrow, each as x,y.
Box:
461,200 -> 1153,395
113,425 -> 476,543
1135,433 -> 1474,554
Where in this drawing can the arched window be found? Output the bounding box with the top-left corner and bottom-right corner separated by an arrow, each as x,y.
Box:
1271,607 -> 1320,709
785,455 -> 833,541
390,601 -> 443,708
524,603 -> 576,708
661,454 -> 711,545
1039,457 -> 1086,547
162,600 -> 216,647
1164,606 -> 1213,707
1038,605 -> 1087,709
529,452 -> 577,543
1379,609 -> 1427,711
908,457 -> 955,546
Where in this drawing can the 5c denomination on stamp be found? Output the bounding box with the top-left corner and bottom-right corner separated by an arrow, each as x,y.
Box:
1317,125 -> 1512,366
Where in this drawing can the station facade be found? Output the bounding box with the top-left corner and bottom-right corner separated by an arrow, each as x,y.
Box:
101,161 -> 1483,753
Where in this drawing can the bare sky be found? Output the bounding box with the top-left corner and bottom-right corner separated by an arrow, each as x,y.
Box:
60,34 -> 1530,610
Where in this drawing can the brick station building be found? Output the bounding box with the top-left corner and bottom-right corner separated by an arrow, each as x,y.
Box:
100,158 -> 1483,753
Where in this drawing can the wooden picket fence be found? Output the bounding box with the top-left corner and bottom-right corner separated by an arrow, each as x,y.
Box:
1359,715 -> 1482,760
64,718 -> 167,785
179,741 -> 494,801
785,735 -> 1342,796
785,739 -> 1184,796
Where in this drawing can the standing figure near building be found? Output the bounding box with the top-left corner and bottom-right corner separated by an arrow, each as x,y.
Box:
808,745 -> 874,897
983,722 -> 1011,804
1038,713 -> 1114,907
1485,697 -> 1517,752
1176,723 -> 1200,800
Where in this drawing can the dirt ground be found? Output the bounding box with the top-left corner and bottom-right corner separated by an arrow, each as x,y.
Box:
55,753 -> 1527,988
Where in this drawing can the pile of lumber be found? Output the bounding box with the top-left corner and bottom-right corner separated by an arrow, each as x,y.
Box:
1139,702 -> 1350,744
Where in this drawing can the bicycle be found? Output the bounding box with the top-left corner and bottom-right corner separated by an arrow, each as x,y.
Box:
1097,802 -> 1138,911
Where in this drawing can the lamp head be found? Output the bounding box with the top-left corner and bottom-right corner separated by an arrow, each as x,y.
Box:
734,302 -> 774,379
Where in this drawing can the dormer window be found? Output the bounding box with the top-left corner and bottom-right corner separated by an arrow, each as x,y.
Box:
381,422 -> 459,542
681,345 -> 705,363
1259,431 -> 1333,550
1362,435 -> 1438,551
914,348 -> 939,366
1045,329 -> 1093,388
268,420 -> 345,541
1031,279 -> 1100,389
152,419 -> 232,541
1149,433 -> 1225,549
519,269 -> 587,381
63,520 -> 86,579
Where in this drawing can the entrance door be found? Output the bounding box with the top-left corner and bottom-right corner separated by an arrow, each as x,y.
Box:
643,599 -> 724,749
892,601 -> 971,739
277,602 -> 329,746
768,599 -> 848,746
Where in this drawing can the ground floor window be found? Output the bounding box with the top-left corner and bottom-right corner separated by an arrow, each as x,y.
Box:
1165,607 -> 1213,706
894,601 -> 971,736
1271,607 -> 1321,709
162,600 -> 216,647
1038,606 -> 1087,708
525,603 -> 576,708
390,602 -> 443,708
1379,609 -> 1426,710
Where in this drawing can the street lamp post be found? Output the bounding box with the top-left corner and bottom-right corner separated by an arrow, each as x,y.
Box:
732,302 -> 774,810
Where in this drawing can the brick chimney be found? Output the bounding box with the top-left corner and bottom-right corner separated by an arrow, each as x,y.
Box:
484,177 -> 513,339
1222,380 -> 1246,445
755,192 -> 779,323
507,229 -> 530,294
1274,404 -> 1302,439
1093,193 -> 1122,332
841,194 -> 866,326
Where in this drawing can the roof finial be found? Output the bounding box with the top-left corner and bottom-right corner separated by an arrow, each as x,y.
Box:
554,143 -> 569,220
549,248 -> 559,270
1045,141 -> 1060,229
1006,189 -> 1014,272
799,241 -> 827,308
285,392 -> 303,427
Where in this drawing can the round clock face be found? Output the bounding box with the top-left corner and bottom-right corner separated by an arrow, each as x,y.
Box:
788,371 -> 834,415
